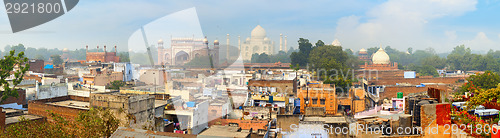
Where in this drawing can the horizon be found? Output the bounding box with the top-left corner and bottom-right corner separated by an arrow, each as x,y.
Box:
1,0 -> 500,53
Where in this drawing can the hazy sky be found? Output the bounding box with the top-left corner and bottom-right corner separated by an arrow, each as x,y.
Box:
1,0 -> 500,53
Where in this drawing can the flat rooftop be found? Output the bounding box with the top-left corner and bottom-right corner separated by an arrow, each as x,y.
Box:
303,116 -> 347,124
198,125 -> 250,138
5,114 -> 43,125
46,100 -> 90,110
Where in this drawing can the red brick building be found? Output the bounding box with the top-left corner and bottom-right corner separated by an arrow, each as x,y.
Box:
85,45 -> 119,63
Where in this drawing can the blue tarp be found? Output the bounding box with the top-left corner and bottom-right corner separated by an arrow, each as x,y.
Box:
44,64 -> 54,69
186,102 -> 196,107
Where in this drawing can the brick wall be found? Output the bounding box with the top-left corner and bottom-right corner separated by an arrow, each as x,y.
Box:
0,107 -> 5,129
2,89 -> 26,105
420,103 -> 451,137
28,96 -> 88,121
369,77 -> 463,85
381,85 -> 448,99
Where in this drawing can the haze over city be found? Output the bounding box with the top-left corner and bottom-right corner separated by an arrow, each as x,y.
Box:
1,0 -> 500,53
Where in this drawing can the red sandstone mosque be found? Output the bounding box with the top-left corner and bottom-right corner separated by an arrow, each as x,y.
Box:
359,48 -> 398,70
85,45 -> 120,63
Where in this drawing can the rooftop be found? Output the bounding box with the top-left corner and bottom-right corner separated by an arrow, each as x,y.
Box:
198,125 -> 250,138
46,100 -> 90,110
5,114 -> 43,125
302,116 -> 347,124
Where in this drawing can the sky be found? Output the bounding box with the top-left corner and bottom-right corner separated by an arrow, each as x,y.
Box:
1,0 -> 500,53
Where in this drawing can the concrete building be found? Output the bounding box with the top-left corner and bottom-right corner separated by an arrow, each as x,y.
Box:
25,83 -> 68,101
90,92 -> 156,130
113,62 -> 135,82
297,83 -> 337,115
82,68 -> 123,86
164,101 -> 209,135
139,69 -> 166,86
248,80 -> 297,95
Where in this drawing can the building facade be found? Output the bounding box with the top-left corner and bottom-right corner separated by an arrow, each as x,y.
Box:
157,37 -> 219,66
85,45 -> 120,63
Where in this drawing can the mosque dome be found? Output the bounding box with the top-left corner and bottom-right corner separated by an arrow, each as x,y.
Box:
372,48 -> 390,64
203,37 -> 208,44
331,39 -> 341,46
264,37 -> 269,41
359,48 -> 367,54
251,25 -> 266,39
158,39 -> 163,44
246,37 -> 251,41
62,48 -> 69,52
214,39 -> 219,45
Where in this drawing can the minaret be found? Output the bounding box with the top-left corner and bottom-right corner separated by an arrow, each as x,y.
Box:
97,45 -> 99,52
238,36 -> 241,51
280,33 -> 283,51
226,34 -> 230,61
104,45 -> 107,62
284,36 -> 288,51
86,45 -> 88,53
114,45 -> 117,53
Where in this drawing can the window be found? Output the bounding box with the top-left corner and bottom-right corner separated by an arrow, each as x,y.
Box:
312,98 -> 317,104
320,99 -> 326,105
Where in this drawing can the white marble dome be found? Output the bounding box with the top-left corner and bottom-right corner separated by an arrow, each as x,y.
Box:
359,48 -> 367,53
331,39 -> 341,46
372,48 -> 390,64
158,39 -> 163,44
251,25 -> 266,39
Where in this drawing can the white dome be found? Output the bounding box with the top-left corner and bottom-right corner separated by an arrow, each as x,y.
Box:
246,37 -> 251,41
331,39 -> 341,46
359,48 -> 367,52
158,39 -> 163,44
264,37 -> 269,41
372,48 -> 390,64
251,25 -> 266,39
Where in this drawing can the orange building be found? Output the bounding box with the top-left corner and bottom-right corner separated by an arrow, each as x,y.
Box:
85,45 -> 120,63
297,82 -> 337,115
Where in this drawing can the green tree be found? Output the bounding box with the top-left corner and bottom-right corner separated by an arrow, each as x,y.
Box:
118,52 -> 130,62
250,53 -> 260,63
51,55 -> 63,65
290,38 -> 313,66
315,40 -> 325,47
461,71 -> 500,92
106,80 -> 126,90
1,108 -> 120,138
257,53 -> 270,63
420,55 -> 446,69
35,54 -> 45,60
308,45 -> 352,89
407,47 -> 413,54
0,50 -> 29,104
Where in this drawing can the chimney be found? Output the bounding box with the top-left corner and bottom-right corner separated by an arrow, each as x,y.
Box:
115,45 -> 117,53
97,45 -> 99,52
104,45 -> 107,53
86,45 -> 88,53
